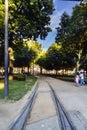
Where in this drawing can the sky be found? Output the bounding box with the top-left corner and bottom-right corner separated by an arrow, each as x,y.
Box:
38,0 -> 80,50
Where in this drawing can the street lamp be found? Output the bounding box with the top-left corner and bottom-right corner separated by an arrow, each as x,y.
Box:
4,0 -> 9,98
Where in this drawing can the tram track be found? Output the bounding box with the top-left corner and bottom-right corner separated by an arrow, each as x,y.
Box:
7,82 -> 38,130
48,81 -> 76,130
8,78 -> 77,130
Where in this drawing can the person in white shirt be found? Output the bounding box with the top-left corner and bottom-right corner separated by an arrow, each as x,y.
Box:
75,74 -> 80,87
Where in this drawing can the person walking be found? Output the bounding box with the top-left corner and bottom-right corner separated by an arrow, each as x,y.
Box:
79,71 -> 85,85
75,73 -> 80,87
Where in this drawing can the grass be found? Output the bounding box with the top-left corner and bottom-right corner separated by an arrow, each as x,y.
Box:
0,76 -> 37,101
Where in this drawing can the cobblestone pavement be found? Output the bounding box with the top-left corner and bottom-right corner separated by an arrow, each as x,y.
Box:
0,77 -> 87,130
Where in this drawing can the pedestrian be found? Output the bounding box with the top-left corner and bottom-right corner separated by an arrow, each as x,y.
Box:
74,73 -> 80,87
79,71 -> 85,85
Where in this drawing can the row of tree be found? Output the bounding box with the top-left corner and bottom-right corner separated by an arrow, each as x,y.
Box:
36,2 -> 87,74
0,1 -> 87,75
0,0 -> 54,73
36,42 -> 76,74
55,2 -> 87,72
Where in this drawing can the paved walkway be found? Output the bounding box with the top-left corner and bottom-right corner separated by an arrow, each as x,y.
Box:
26,79 -> 60,130
0,77 -> 87,130
46,77 -> 87,130
46,77 -> 87,119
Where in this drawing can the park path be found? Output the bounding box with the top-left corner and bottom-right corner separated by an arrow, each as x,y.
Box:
26,78 -> 60,130
46,77 -> 87,119
0,76 -> 87,130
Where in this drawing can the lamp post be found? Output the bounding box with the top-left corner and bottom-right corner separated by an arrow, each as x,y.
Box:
4,0 -> 9,98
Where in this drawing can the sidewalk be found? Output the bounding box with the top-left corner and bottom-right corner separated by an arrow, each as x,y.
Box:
26,79 -> 60,130
46,77 -> 87,129
46,77 -> 87,119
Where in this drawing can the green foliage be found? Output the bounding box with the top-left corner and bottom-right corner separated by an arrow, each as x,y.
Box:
0,0 -> 54,71
46,43 -> 62,70
0,3 -> 4,40
56,75 -> 75,82
0,0 -> 2,3
55,3 -> 87,71
13,74 -> 26,81
7,0 -> 54,45
36,51 -> 47,68
36,43 -> 64,71
14,39 -> 42,68
55,12 -> 70,43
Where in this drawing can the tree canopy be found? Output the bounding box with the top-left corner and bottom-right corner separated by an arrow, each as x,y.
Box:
0,0 -> 54,73
55,3 -> 87,71
0,0 -> 54,46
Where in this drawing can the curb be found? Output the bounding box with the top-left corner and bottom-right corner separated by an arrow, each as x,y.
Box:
7,80 -> 38,130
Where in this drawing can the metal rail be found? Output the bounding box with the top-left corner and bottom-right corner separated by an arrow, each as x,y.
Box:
7,82 -> 38,130
8,79 -> 77,130
47,81 -> 77,130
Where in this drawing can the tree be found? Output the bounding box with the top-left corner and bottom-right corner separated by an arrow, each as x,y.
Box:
61,51 -> 76,70
55,12 -> 70,43
0,0 -> 54,73
0,2 -> 4,42
14,46 -> 35,73
65,3 -> 87,71
36,51 -> 47,74
14,39 -> 42,73
55,3 -> 87,71
8,0 -> 54,46
39,43 -> 62,74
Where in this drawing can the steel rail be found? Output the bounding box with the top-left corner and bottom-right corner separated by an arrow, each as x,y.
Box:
8,79 -> 77,130
7,82 -> 38,130
47,82 -> 77,130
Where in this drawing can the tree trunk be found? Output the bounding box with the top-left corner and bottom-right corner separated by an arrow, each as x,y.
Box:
74,49 -> 82,72
8,47 -> 14,74
40,67 -> 42,74
9,66 -> 13,74
56,70 -> 58,75
27,66 -> 30,74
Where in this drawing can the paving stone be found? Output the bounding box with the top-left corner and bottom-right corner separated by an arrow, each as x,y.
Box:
26,116 -> 60,130
68,110 -> 87,130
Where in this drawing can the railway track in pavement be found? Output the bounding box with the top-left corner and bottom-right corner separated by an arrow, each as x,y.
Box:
47,81 -> 76,130
8,77 -> 82,130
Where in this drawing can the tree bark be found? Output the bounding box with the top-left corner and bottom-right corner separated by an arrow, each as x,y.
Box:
74,49 -> 82,72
